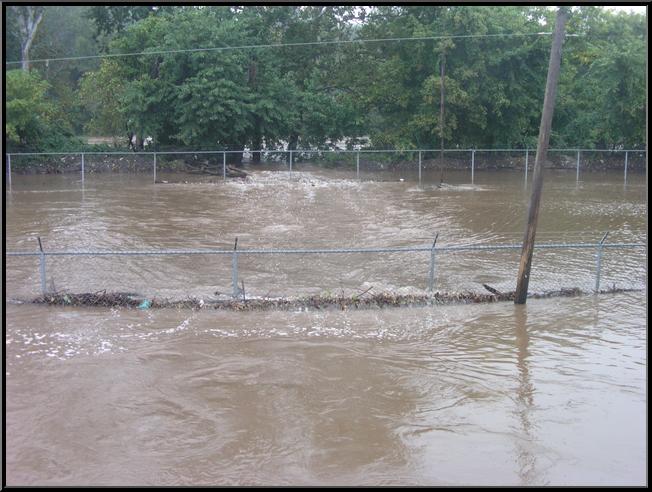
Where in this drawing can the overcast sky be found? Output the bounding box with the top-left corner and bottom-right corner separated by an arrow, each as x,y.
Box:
604,5 -> 646,14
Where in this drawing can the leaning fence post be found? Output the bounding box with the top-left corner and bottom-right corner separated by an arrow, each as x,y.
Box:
153,152 -> 157,183
81,153 -> 85,184
37,236 -> 47,295
7,154 -> 12,190
232,237 -> 240,298
524,148 -> 529,185
594,231 -> 609,293
624,151 -> 628,184
428,233 -> 439,293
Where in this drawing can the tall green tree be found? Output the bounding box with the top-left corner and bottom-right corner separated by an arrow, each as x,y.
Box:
82,6 -> 364,157
555,7 -> 645,148
347,6 -> 553,149
29,6 -> 101,134
19,5 -> 642,153
5,69 -> 76,151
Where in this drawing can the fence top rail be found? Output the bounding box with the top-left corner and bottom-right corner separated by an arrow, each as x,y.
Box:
6,148 -> 647,157
5,242 -> 646,257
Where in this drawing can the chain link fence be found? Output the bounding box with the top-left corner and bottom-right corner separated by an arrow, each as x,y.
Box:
5,148 -> 646,189
5,237 -> 646,301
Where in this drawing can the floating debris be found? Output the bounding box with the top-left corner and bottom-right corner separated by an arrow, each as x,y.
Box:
138,299 -> 152,310
27,286 -> 642,312
34,291 -> 144,308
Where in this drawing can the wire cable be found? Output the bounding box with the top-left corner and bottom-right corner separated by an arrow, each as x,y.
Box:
5,32 -> 556,66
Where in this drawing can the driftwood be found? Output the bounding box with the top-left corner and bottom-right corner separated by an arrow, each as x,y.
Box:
482,284 -> 502,295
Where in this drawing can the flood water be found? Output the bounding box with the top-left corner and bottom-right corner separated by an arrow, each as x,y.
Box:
4,165 -> 647,485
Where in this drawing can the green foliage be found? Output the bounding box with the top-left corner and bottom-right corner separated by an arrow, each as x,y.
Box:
5,69 -> 54,145
5,69 -> 79,151
348,6 -> 553,149
86,6 -> 364,152
555,7 -> 645,148
87,6 -> 161,38
3,8 -> 22,62
78,59 -> 127,136
4,6 -> 645,154
30,6 -> 101,134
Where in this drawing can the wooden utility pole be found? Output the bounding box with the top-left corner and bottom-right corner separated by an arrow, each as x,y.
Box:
514,8 -> 569,304
439,49 -> 446,185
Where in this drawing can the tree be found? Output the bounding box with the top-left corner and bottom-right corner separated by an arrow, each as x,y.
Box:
5,69 -> 53,145
348,6 -> 552,149
78,59 -> 127,140
554,7 -> 645,148
11,6 -> 45,71
82,6 -> 363,158
5,69 -> 76,151
4,8 -> 22,63
18,5 -> 642,153
29,6 -> 101,134
87,6 -> 160,39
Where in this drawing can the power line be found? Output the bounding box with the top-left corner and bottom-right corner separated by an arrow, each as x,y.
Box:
5,32 -> 555,66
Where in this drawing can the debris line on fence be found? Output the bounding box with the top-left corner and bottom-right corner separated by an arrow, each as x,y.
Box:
28,286 -> 642,311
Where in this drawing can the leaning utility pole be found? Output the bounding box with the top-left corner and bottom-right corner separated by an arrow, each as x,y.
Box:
439,49 -> 446,185
514,8 -> 569,304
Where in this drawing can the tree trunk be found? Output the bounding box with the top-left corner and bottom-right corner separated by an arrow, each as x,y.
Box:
14,6 -> 44,71
288,134 -> 298,151
251,132 -> 262,163
249,58 -> 262,164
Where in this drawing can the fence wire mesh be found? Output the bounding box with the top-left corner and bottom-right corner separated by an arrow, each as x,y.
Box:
5,241 -> 646,301
6,149 -> 645,185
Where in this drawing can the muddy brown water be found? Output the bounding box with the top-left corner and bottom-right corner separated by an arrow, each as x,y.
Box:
4,165 -> 647,485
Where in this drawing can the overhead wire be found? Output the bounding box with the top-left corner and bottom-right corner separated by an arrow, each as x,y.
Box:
5,32 -> 557,66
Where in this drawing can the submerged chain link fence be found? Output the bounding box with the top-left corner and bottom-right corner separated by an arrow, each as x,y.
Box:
5,148 -> 646,189
5,235 -> 646,301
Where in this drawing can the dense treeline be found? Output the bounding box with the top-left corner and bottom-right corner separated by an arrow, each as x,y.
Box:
4,5 -> 646,154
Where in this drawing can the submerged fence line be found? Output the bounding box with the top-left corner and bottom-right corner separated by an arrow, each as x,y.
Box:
5,147 -> 645,188
5,148 -> 647,155
5,236 -> 646,298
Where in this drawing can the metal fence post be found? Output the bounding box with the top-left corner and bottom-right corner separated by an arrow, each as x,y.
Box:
418,151 -> 422,184
524,148 -> 529,185
37,236 -> 47,295
594,231 -> 609,293
428,233 -> 439,292
624,151 -> 628,184
153,152 -> 157,183
81,153 -> 85,184
576,150 -> 581,182
7,154 -> 12,190
223,152 -> 226,181
232,237 -> 239,298
289,150 -> 293,173
356,151 -> 360,180
471,150 -> 475,185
